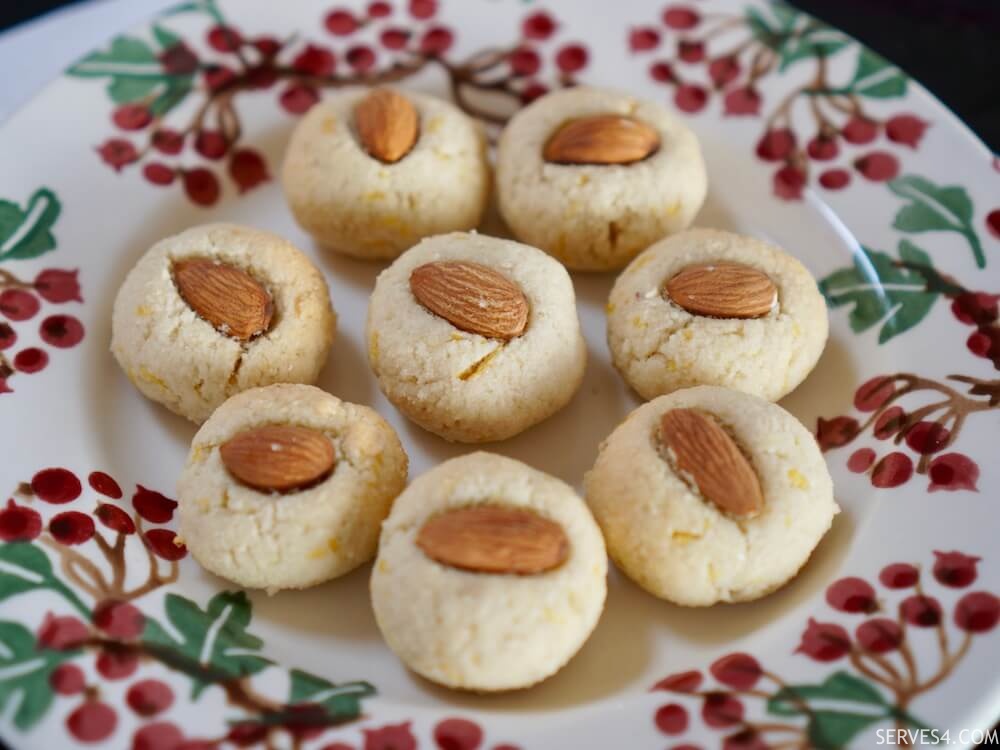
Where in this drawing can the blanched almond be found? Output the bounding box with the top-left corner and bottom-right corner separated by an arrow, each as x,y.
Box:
658,408 -> 764,520
416,505 -> 569,575
173,258 -> 273,341
664,262 -> 776,319
410,261 -> 528,340
354,88 -> 419,164
543,114 -> 660,165
220,425 -> 335,493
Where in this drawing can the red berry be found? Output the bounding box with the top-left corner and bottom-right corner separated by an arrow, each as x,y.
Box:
145,528 -> 188,560
35,269 -> 82,303
0,289 -> 40,321
202,65 -> 236,92
708,57 -> 740,88
0,322 -> 15,350
654,703 -> 688,735
796,618 -> 850,661
674,84 -> 707,113
988,209 -> 1000,240
279,84 -> 320,115
807,135 -> 839,161
97,648 -> 140,679
368,1 -> 392,17
519,83 -> 548,104
0,499 -> 42,541
755,128 -> 796,161
228,722 -> 268,745
133,721 -> 184,750
346,45 -> 376,72
555,44 -> 588,74
207,25 -> 242,52
629,27 -> 660,52
856,618 -> 902,653
904,421 -> 949,454
194,130 -> 227,160
819,168 -> 851,190
32,468 -> 82,503
873,406 -> 906,439
94,601 -> 145,639
967,330 -> 992,357
933,551 -> 980,588
855,151 -> 899,182
95,503 -> 136,534
663,6 -> 701,29
253,36 -> 281,57
113,104 -> 152,131
722,730 -> 768,750
652,670 -> 702,693
509,47 -> 540,76
826,576 -> 878,613
433,718 -> 482,750
702,693 -> 743,728
649,61 -> 675,83
49,511 -> 95,545
182,168 -> 221,207
13,347 -> 48,373
408,0 -> 437,19
111,104 -> 153,130
37,613 -> 89,650
143,163 -> 175,186
420,26 -> 454,55
152,129 -> 184,155
842,116 -> 878,144
773,165 -> 806,200
951,292 -> 999,325
854,376 -> 896,411
158,43 -> 198,75
900,595 -> 943,627
954,592 -> 1000,633
380,28 -> 410,50
871,452 -> 913,488
723,87 -> 760,116
879,563 -> 919,589
522,11 -> 557,40
928,453 -> 979,492
247,65 -> 277,89
50,663 -> 86,695
848,448 -> 876,473
678,39 -> 704,63
709,653 -> 762,689
324,9 -> 358,35
229,149 -> 270,193
97,138 -> 139,171
886,114 -> 928,148
127,679 -> 175,717
293,44 -> 335,76
40,314 -> 85,348
67,700 -> 117,742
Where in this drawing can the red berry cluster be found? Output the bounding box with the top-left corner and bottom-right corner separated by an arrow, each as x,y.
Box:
506,11 -> 590,105
816,375 -> 981,492
950,291 -> 1000,368
0,268 -> 84,394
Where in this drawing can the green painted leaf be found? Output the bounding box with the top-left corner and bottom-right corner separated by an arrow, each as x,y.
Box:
0,188 -> 61,262
889,175 -> 984,267
820,242 -> 939,344
0,543 -> 56,601
160,1 -> 206,15
108,76 -> 161,104
149,79 -> 193,117
0,621 -> 74,730
745,7 -> 780,44
849,48 -> 907,98
288,669 -> 375,721
808,710 -> 887,750
769,671 -> 887,714
152,24 -> 182,49
778,29 -> 848,71
68,35 -> 159,78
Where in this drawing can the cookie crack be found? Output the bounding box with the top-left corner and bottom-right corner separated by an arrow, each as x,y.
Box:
457,345 -> 502,381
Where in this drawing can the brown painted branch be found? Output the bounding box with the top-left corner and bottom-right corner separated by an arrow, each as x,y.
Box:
0,351 -> 13,380
763,670 -> 815,719
40,535 -> 109,598
850,651 -> 899,691
122,513 -> 177,601
914,631 -> 971,694
0,269 -> 31,290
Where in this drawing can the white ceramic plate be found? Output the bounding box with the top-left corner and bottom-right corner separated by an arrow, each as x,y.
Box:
1,1 -> 999,748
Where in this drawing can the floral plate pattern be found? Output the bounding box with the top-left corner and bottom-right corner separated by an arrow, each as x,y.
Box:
1,1 -> 999,748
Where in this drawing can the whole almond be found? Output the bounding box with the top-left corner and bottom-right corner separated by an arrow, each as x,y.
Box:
354,88 -> 419,164
543,114 -> 660,165
173,258 -> 273,341
416,505 -> 569,575
664,262 -> 776,319
220,425 -> 335,493
658,408 -> 764,520
410,261 -> 529,340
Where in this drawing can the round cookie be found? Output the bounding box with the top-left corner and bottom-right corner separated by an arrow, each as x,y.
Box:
607,228 -> 828,402
496,86 -> 707,271
282,87 -> 490,260
177,383 -> 408,593
585,386 -> 837,606
371,452 -> 607,691
112,223 -> 336,423
366,231 -> 586,443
